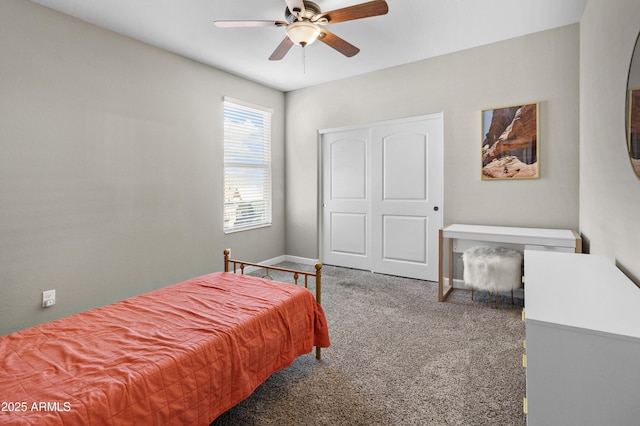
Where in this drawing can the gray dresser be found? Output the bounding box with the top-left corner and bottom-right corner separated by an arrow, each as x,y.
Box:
524,250 -> 640,425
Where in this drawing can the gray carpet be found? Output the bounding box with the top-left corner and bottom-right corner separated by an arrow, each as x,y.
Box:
211,263 -> 526,426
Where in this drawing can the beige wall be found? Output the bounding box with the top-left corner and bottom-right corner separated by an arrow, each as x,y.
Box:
579,0 -> 640,282
4,0 -> 639,335
0,0 -> 286,334
286,25 -> 580,259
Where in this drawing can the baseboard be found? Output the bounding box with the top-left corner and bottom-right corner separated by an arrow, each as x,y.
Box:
451,277 -> 466,289
284,255 -> 320,266
260,255 -> 288,266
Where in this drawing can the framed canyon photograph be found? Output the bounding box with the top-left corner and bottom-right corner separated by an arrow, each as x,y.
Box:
481,102 -> 539,180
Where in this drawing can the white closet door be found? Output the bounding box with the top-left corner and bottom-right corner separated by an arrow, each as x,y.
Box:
321,114 -> 443,281
321,128 -> 372,270
371,116 -> 442,281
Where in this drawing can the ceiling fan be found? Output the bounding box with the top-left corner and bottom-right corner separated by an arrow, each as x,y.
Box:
213,0 -> 389,60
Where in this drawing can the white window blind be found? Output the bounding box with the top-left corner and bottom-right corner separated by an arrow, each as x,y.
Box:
223,98 -> 272,233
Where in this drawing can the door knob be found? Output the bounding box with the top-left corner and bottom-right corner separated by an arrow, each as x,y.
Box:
433,206 -> 439,211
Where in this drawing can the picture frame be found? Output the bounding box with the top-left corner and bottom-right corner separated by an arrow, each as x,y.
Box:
481,102 -> 539,180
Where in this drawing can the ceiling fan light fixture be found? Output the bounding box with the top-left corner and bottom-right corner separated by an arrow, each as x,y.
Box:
286,21 -> 321,46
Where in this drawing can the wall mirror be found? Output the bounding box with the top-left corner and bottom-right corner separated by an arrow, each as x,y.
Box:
627,32 -> 640,178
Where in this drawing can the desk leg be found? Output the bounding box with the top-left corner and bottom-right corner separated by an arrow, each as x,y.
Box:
572,230 -> 583,253
438,230 -> 455,302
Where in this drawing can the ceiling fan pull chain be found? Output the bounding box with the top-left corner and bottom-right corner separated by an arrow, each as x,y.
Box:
302,46 -> 306,74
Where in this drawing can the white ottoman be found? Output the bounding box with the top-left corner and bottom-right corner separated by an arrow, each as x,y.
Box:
462,246 -> 522,307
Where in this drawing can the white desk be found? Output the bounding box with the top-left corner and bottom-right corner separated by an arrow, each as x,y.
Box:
524,250 -> 640,424
438,224 -> 581,301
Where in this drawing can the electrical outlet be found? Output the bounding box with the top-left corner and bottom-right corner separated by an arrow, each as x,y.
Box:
42,289 -> 56,308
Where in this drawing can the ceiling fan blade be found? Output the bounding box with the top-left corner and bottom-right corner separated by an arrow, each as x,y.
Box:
284,0 -> 306,16
316,0 -> 388,24
318,29 -> 360,57
269,36 -> 295,61
214,20 -> 287,28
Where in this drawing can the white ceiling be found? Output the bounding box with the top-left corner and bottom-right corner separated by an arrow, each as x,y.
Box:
29,0 -> 588,92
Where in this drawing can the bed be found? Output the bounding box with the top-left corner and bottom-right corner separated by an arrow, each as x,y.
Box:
0,249 -> 329,425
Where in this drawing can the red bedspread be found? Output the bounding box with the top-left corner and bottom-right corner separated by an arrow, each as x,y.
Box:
0,272 -> 329,425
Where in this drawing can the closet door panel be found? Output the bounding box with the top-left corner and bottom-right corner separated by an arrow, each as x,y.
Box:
372,116 -> 442,281
321,129 -> 371,270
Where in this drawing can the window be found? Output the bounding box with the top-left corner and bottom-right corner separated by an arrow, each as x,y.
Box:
223,97 -> 272,233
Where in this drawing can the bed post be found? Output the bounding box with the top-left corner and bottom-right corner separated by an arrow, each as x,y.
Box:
315,263 -> 322,304
224,249 -> 230,272
315,262 -> 322,360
